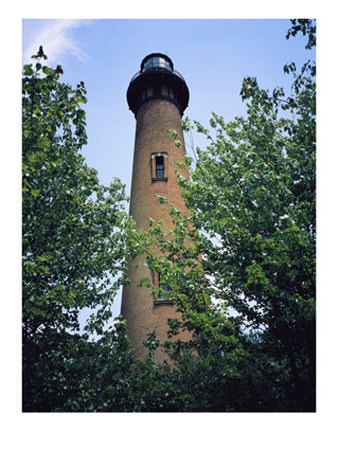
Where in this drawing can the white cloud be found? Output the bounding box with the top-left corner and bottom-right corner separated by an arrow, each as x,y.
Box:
22,19 -> 91,65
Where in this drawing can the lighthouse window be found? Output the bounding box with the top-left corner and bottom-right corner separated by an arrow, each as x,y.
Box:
152,272 -> 172,304
159,274 -> 169,300
158,57 -> 170,69
151,152 -> 168,181
161,84 -> 169,96
156,156 -> 164,177
144,56 -> 172,71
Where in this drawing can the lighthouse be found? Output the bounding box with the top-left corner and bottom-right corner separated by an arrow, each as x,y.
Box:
121,53 -> 190,362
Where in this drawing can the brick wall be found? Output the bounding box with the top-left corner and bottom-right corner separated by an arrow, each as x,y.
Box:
121,98 -> 191,362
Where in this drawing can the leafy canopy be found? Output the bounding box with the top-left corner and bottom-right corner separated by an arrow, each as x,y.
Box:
143,19 -> 316,411
22,48 -> 140,411
22,49 -> 134,338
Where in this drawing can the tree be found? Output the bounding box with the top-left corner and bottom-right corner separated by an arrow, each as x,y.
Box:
22,49 -> 186,413
22,49 -> 137,411
143,19 -> 316,411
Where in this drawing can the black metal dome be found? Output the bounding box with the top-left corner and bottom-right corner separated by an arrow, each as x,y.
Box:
127,53 -> 189,117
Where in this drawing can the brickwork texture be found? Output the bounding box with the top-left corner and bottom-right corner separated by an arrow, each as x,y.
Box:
121,98 -> 191,362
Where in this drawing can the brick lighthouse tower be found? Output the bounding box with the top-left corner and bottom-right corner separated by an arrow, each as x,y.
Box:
121,53 -> 190,361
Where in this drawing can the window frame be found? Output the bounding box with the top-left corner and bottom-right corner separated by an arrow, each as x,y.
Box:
155,155 -> 164,178
151,152 -> 168,182
152,271 -> 173,305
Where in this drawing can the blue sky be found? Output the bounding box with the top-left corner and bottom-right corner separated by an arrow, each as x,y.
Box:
22,19 -> 314,187
22,19 -> 315,317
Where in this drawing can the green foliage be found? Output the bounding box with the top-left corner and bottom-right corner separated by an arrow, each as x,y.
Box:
22,50 -> 132,339
23,317 -> 137,412
143,19 -> 316,411
286,19 -> 316,49
22,49 -> 137,411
